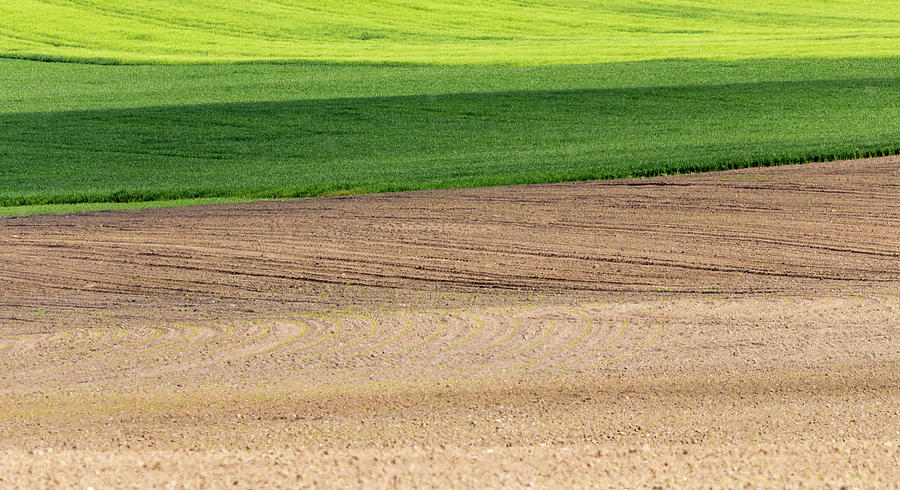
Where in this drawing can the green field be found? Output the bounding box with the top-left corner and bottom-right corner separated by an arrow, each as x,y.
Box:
1,1 -> 899,214
4,0 -> 900,64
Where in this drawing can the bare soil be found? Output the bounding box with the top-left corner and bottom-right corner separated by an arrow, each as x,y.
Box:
1,157 -> 898,488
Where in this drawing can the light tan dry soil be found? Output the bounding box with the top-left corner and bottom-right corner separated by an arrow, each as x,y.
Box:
1,157 -> 898,488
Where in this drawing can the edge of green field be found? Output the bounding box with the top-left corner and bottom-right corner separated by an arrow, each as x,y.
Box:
4,0 -> 900,65
3,56 -> 900,216
0,150 -> 893,218
4,0 -> 900,216
0,198 -> 264,217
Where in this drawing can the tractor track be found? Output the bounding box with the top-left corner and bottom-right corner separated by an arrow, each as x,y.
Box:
0,156 -> 898,487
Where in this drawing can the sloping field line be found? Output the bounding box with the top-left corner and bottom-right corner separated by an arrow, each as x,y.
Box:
149,322 -> 251,383
393,313 -> 446,359
106,327 -> 128,344
0,326 -> 103,372
339,310 -> 513,384
293,315 -> 379,370
48,326 -> 129,366
498,319 -> 555,371
327,314 -> 419,384
439,313 -> 484,358
322,314 -> 379,362
0,327 -> 72,341
62,324 -> 209,388
0,333 -> 42,340
553,316 -> 627,374
511,309 -> 593,371
53,327 -> 117,358
3,325 -> 158,380
354,315 -> 411,359
211,322 -> 272,362
406,312 -> 458,365
594,321 -> 664,369
135,323 -> 243,372
103,327 -> 166,362
471,311 -> 519,357
452,315 -> 554,377
326,311 -> 482,383
327,314 -> 415,385
281,315 -> 379,383
135,324 -> 198,358
163,322 -> 289,383
105,325 -> 195,364
0,332 -> 44,358
419,313 -> 484,371
165,323 -> 235,356
285,316 -> 341,360
91,324 -> 200,381
147,323 -> 240,382
291,316 -> 349,363
174,323 -> 237,362
231,320 -> 308,361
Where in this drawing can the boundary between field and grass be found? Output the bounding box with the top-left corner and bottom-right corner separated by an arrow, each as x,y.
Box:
0,197 -> 264,217
2,57 -> 900,215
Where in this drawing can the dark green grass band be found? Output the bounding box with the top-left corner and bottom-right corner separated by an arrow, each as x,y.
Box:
4,57 -> 899,114
1,58 -> 898,212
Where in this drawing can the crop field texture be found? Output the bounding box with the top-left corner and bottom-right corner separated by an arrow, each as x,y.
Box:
2,0 -> 900,486
2,1 -> 900,212
2,157 -> 899,486
4,0 -> 900,64
3,57 -> 900,211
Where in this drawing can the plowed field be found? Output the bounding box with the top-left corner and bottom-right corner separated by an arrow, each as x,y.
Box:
1,157 -> 898,487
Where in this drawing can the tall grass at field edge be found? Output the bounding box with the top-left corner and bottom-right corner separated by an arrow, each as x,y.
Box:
2,145 -> 898,210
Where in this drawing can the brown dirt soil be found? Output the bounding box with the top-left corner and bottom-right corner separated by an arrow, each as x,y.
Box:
1,156 -> 898,488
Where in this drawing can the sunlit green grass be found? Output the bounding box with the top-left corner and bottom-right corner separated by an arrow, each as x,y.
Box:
0,197 -> 264,217
2,58 -> 898,210
2,1 -> 899,215
3,0 -> 900,65
3,57 -> 897,114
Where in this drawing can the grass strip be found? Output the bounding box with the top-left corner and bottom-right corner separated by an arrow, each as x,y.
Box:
3,75 -> 899,212
4,0 -> 899,65
5,57 -> 899,114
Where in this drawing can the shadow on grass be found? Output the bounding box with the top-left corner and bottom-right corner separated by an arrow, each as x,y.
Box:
2,77 -> 900,207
